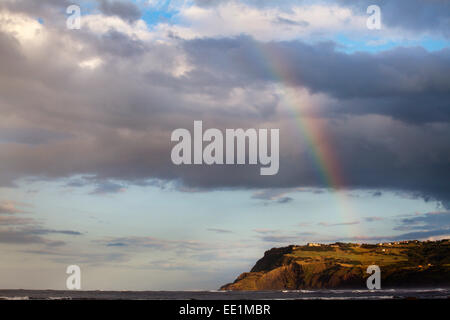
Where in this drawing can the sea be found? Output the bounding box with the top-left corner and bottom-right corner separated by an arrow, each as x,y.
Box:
0,288 -> 449,300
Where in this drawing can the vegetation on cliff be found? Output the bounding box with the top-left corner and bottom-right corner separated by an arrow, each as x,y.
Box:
221,239 -> 450,290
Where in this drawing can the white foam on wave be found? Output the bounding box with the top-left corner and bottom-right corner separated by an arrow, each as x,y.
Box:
0,296 -> 30,300
299,296 -> 395,300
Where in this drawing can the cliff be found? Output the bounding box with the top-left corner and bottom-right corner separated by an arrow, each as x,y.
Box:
220,240 -> 450,290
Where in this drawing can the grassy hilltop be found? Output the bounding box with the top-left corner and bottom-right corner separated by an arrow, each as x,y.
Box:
221,239 -> 450,290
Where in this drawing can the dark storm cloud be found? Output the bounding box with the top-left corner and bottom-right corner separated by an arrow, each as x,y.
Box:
98,0 -> 141,22
96,30 -> 147,57
0,3 -> 449,209
183,37 -> 450,123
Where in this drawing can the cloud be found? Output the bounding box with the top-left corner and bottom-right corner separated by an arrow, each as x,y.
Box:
277,197 -> 293,204
253,228 -> 278,234
258,235 -> 302,243
256,233 -> 315,243
254,228 -> 317,244
27,228 -> 83,236
99,236 -> 205,251
146,258 -> 195,271
340,0 -> 450,37
170,2 -> 363,41
184,37 -> 450,123
250,212 -> 449,244
0,0 -> 73,21
252,189 -> 295,204
0,228 -> 65,246
106,242 -> 128,247
22,248 -> 129,264
98,0 -> 142,22
0,201 -> 28,214
98,236 -> 256,260
274,16 -> 309,28
0,216 -> 33,225
66,177 -> 127,195
0,127 -> 72,145
0,197 -> 82,246
192,0 -> 450,37
326,212 -> 450,242
89,181 -> 127,195
207,228 -> 233,234
395,211 -> 450,231
0,207 -> 82,246
364,216 -> 384,222
298,223 -> 311,227
318,221 -> 360,227
392,228 -> 450,241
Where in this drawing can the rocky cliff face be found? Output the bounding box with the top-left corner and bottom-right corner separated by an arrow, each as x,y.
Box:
221,240 -> 450,290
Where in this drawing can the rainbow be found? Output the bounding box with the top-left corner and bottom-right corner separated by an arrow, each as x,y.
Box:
257,43 -> 359,237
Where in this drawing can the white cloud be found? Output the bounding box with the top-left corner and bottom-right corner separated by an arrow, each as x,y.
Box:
78,57 -> 103,69
82,14 -> 153,41
152,2 -> 367,41
0,10 -> 46,45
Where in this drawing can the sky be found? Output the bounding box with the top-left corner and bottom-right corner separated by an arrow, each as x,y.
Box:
0,0 -> 449,290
